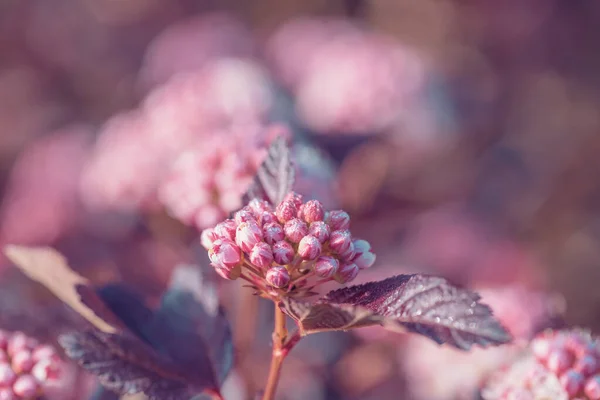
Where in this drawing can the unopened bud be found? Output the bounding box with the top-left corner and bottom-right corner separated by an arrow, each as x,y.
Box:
531,334 -> 553,361
263,222 -> 285,245
326,210 -> 350,230
314,256 -> 339,278
0,388 -> 16,400
209,238 -> 241,268
298,235 -> 322,260
248,199 -> 273,216
329,230 -> 353,255
559,369 -> 584,396
299,200 -> 324,223
200,228 -> 219,250
352,239 -> 376,269
335,262 -> 359,284
276,201 -> 297,223
0,363 -> 16,387
284,218 -> 308,243
266,266 -> 290,288
546,349 -> 574,375
31,358 -> 59,382
250,242 -> 274,269
32,345 -> 57,364
283,192 -> 303,208
212,263 -> 242,280
6,333 -> 29,357
575,355 -> 598,376
259,211 -> 277,226
236,221 -> 263,252
272,241 -> 294,265
12,374 -> 39,398
214,219 -> 237,241
234,209 -> 256,225
11,351 -> 34,374
309,221 -> 330,243
585,375 -> 600,399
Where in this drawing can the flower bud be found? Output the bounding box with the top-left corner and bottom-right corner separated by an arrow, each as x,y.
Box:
209,238 -> 241,268
329,230 -> 353,255
314,256 -> 339,278
212,263 -> 242,280
338,241 -> 356,261
200,228 -> 219,250
0,388 -> 16,400
326,210 -> 350,230
299,200 -> 324,223
585,375 -> 600,399
266,266 -> 290,288
335,262 -> 359,284
546,349 -> 574,374
259,211 -> 277,226
276,201 -> 297,223
352,239 -> 376,269
531,334 -> 553,361
32,345 -> 57,364
0,363 -> 16,387
236,221 -> 263,252
575,355 -> 598,376
250,242 -> 274,269
12,374 -> 39,398
11,351 -> 34,374
214,219 -> 237,241
248,199 -> 273,216
31,358 -> 59,382
0,330 -> 8,350
6,333 -> 29,357
263,222 -> 285,245
272,241 -> 294,265
234,209 -> 256,225
298,235 -> 322,260
309,221 -> 330,243
283,192 -> 303,208
560,369 -> 584,396
284,218 -> 308,243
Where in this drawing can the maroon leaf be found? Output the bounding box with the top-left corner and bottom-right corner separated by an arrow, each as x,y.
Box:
59,330 -> 204,400
244,135 -> 295,205
281,274 -> 512,350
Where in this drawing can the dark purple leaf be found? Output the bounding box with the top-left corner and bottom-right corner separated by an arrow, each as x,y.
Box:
281,274 -> 512,350
243,135 -> 295,205
59,330 -> 203,400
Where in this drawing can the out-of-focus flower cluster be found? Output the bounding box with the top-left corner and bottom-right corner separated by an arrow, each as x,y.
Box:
400,285 -> 561,400
201,192 -> 375,292
0,330 -> 62,399
483,329 -> 600,400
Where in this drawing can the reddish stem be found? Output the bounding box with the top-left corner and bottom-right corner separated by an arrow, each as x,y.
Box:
261,303 -> 300,400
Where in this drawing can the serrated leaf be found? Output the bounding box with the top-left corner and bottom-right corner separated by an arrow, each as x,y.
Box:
281,274 -> 512,350
60,331 -> 201,400
4,245 -> 123,333
280,298 -> 382,334
243,135 -> 295,205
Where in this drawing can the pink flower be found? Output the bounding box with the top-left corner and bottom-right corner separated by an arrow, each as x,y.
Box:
209,238 -> 242,268
335,262 -> 359,283
272,241 -> 294,265
250,242 -> 274,269
266,266 -> 290,288
308,221 -> 330,243
314,256 -> 339,278
236,221 -> 263,253
299,199 -> 324,223
276,201 -> 298,223
352,239 -> 376,269
284,218 -> 309,243
263,222 -> 285,245
326,210 -> 350,231
297,235 -> 322,260
329,230 -> 353,255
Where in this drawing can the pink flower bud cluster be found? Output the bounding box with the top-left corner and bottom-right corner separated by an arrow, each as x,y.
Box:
267,17 -> 425,135
0,330 -> 62,399
483,329 -> 600,400
201,192 -> 375,292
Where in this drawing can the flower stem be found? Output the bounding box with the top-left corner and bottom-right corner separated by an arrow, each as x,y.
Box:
262,303 -> 291,400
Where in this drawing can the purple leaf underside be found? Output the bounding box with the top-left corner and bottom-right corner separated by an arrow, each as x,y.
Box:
60,330 -> 204,400
282,274 -> 512,350
243,135 -> 295,205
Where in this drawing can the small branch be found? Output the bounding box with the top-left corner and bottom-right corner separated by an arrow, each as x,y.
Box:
261,303 -> 294,400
